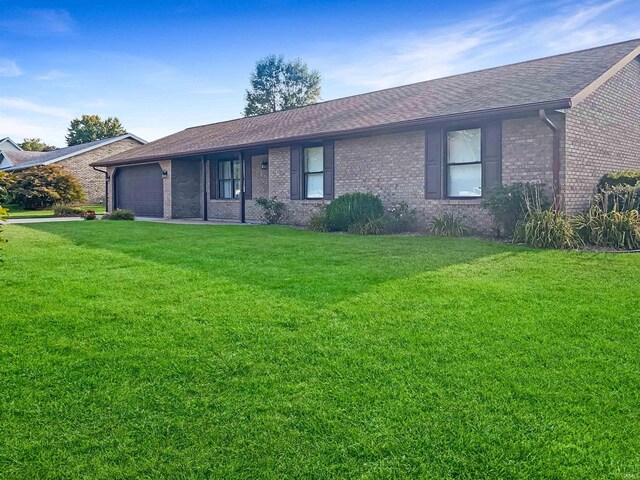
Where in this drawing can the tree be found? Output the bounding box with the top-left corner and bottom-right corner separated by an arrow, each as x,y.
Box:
9,165 -> 86,209
66,114 -> 127,146
19,138 -> 57,152
243,55 -> 321,117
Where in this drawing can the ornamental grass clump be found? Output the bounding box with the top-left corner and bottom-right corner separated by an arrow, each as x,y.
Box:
320,192 -> 384,232
573,197 -> 640,250
429,213 -> 470,237
482,182 -> 550,237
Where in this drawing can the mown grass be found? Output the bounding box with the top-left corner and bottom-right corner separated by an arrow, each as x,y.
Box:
1,222 -> 639,479
4,204 -> 105,219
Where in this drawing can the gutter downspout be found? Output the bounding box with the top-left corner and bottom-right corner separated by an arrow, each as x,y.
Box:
92,166 -> 110,213
538,109 -> 561,209
202,156 -> 208,221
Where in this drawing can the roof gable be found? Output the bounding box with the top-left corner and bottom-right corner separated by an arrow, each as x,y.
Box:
2,134 -> 147,171
94,38 -> 640,167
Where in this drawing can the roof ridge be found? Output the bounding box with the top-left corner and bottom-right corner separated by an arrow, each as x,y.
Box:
184,37 -> 640,132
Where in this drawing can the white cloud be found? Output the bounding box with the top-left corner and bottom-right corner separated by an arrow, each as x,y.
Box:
316,0 -> 640,90
0,98 -> 74,119
0,59 -> 22,77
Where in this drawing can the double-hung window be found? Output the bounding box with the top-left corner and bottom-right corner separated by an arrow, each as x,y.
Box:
446,128 -> 482,197
304,146 -> 324,199
218,159 -> 241,199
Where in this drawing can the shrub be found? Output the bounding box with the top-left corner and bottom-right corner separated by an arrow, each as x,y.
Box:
83,210 -> 97,221
255,197 -> 286,224
53,204 -> 84,217
0,171 -> 12,204
9,165 -> 86,209
597,170 -> 640,190
347,202 -> 418,235
324,192 -> 384,231
429,213 -> 470,237
514,210 -> 581,249
108,209 -> 135,221
573,205 -> 640,250
482,183 -> 550,237
596,184 -> 640,212
307,210 -> 328,232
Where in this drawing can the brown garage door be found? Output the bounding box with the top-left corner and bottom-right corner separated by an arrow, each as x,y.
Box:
114,163 -> 163,217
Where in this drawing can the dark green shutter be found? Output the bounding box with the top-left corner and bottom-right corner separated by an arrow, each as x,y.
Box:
244,155 -> 252,200
209,158 -> 218,199
425,128 -> 443,199
482,122 -> 502,194
290,145 -> 302,200
323,140 -> 334,200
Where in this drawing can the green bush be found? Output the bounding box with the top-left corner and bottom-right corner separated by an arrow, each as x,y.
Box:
597,170 -> 640,190
53,204 -> 84,217
482,183 -> 550,237
324,192 -> 384,231
0,172 -> 12,204
83,210 -> 97,221
9,165 -> 86,209
429,213 -> 470,237
307,210 -> 328,232
573,205 -> 640,250
348,202 -> 418,235
108,209 -> 135,221
255,197 -> 286,224
514,210 -> 581,249
596,184 -> 640,212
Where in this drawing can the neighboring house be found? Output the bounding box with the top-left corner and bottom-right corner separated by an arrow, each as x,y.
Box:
1,134 -> 147,203
0,137 -> 23,153
92,39 -> 640,230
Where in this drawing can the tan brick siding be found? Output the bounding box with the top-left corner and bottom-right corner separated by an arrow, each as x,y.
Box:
57,138 -> 143,203
564,58 -> 640,214
206,154 -> 269,222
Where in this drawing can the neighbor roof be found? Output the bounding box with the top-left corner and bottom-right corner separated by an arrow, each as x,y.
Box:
0,137 -> 23,151
93,38 -> 640,167
2,134 -> 146,171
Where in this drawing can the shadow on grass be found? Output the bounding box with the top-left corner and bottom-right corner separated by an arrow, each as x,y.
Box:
21,222 -> 512,307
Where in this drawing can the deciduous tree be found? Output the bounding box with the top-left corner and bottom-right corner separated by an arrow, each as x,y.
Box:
66,114 -> 126,146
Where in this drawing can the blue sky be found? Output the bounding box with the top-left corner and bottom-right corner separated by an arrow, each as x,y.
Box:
1,0 -> 639,146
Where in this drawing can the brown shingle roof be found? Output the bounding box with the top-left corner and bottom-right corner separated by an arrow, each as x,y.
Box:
94,38 -> 640,167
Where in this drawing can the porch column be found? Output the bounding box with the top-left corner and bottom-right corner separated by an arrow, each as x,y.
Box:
239,151 -> 246,223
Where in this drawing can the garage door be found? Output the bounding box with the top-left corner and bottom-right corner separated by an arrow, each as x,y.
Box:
115,163 -> 164,217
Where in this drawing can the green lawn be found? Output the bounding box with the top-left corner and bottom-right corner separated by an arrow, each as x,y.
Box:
2,222 -> 639,479
4,204 -> 106,219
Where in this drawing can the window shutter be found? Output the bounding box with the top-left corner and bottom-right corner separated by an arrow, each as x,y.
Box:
209,158 -> 218,199
482,122 -> 502,193
323,140 -> 335,200
244,155 -> 252,200
425,128 -> 443,199
290,145 -> 302,200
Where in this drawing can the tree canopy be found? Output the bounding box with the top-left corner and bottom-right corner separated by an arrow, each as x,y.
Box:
243,55 -> 321,117
66,115 -> 127,146
19,138 -> 57,152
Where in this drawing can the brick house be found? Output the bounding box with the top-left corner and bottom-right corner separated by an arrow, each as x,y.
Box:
92,39 -> 640,229
1,134 -> 146,203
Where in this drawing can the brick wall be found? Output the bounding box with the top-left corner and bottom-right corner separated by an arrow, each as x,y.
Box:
57,138 -> 143,203
265,122 -> 557,232
206,154 -> 268,222
564,57 -> 640,214
171,158 -> 202,218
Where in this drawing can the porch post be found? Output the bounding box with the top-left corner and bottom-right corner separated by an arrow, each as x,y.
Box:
239,151 -> 246,223
202,156 -> 208,221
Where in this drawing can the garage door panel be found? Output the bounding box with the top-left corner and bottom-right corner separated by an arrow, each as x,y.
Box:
115,164 -> 163,217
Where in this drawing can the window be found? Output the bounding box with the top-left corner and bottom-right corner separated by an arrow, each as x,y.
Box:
446,128 -> 482,197
304,146 -> 324,199
218,159 -> 241,199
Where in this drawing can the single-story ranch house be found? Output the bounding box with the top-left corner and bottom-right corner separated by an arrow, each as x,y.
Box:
92,39 -> 640,229
1,134 -> 146,203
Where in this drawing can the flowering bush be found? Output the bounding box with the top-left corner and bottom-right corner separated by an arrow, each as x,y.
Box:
83,210 -> 97,220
